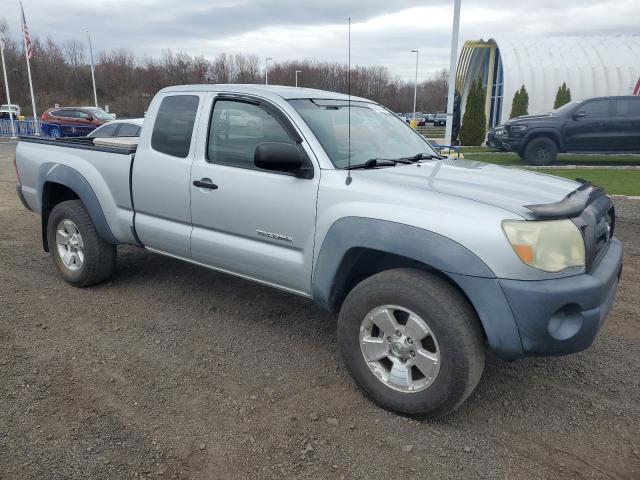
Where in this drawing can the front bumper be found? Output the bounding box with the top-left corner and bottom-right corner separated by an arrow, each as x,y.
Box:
449,237 -> 623,360
500,137 -> 523,152
499,237 -> 622,357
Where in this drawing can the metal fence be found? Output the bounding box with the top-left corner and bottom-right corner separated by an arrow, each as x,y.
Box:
0,119 -> 95,138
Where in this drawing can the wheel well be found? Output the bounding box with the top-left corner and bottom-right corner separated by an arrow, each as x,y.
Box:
327,248 -> 489,341
41,182 -> 79,251
327,248 -> 442,312
524,132 -> 562,152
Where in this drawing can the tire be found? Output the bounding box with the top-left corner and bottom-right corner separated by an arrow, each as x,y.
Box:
523,137 -> 558,165
337,268 -> 485,418
47,200 -> 116,287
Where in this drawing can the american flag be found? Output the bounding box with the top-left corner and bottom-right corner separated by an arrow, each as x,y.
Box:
21,3 -> 33,60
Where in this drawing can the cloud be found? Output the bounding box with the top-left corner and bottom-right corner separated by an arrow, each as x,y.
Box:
3,0 -> 639,80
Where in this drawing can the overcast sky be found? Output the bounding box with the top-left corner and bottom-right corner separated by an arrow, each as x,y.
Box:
3,0 -> 639,81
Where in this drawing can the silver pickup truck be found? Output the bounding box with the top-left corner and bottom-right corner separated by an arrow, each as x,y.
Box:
14,85 -> 623,417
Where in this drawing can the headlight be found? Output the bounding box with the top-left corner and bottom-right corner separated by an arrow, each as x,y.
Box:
509,125 -> 527,135
502,220 -> 585,272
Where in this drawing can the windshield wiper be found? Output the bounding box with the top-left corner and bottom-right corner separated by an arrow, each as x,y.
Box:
401,152 -> 444,162
345,158 -> 400,170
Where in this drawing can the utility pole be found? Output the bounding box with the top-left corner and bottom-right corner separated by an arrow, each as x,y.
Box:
445,0 -> 462,146
411,50 -> 419,120
295,70 -> 302,87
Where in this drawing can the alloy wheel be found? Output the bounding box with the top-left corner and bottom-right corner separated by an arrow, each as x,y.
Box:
359,305 -> 440,393
55,219 -> 85,271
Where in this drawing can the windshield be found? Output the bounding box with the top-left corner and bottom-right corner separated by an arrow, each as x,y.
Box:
86,108 -> 115,121
289,99 -> 438,169
552,101 -> 579,116
1,105 -> 18,111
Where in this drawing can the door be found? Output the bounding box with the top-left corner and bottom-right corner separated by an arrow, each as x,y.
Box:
564,99 -> 613,151
189,95 -> 320,295
132,93 -> 204,257
611,98 -> 640,151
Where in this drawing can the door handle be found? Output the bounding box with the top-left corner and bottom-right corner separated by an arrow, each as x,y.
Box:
193,179 -> 218,190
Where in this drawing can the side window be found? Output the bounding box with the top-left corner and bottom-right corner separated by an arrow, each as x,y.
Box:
49,110 -> 61,117
89,123 -> 118,137
615,99 -> 640,117
580,100 -> 610,118
151,95 -> 200,158
118,123 -> 141,137
76,111 -> 91,119
57,109 -> 75,118
207,99 -> 295,169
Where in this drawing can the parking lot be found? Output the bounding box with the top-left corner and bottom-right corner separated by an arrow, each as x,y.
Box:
0,140 -> 638,479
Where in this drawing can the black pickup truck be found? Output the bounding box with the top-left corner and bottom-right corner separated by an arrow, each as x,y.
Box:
496,96 -> 640,165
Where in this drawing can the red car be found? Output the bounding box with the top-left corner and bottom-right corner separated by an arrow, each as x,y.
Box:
41,107 -> 115,136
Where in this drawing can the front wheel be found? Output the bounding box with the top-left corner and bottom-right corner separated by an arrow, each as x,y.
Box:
523,137 -> 558,165
337,269 -> 485,417
47,200 -> 116,287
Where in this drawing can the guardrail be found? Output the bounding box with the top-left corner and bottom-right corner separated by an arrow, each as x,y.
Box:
0,119 -> 95,138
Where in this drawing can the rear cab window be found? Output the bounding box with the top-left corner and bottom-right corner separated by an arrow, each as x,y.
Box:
151,95 -> 200,158
615,98 -> 640,117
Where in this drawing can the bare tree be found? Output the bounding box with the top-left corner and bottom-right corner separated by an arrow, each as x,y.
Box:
0,17 -> 450,117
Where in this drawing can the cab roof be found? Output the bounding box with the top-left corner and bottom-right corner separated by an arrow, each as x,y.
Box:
159,84 -> 372,103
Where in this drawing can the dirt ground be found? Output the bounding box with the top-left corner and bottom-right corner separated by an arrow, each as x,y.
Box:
0,140 -> 638,480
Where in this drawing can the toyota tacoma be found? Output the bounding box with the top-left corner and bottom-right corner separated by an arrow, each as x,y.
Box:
14,85 -> 623,417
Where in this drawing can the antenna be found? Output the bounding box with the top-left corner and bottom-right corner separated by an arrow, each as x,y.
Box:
346,17 -> 352,185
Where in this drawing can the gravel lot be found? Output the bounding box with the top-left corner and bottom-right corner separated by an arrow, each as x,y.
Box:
1,140 -> 638,479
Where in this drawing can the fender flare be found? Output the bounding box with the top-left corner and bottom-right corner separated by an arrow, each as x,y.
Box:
312,217 -> 525,360
38,163 -> 117,251
523,128 -> 565,151
312,217 -> 495,306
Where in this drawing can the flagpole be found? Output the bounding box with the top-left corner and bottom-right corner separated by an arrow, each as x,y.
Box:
87,31 -> 98,108
0,36 -> 17,138
20,2 -> 38,134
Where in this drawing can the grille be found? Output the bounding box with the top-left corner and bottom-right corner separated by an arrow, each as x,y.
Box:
572,193 -> 614,271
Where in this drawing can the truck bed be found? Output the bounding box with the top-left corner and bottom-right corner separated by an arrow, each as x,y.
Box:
16,136 -> 138,245
18,135 -> 137,155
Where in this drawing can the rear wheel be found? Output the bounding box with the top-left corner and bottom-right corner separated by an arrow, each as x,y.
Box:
47,200 -> 116,287
337,268 -> 485,417
523,137 -> 558,165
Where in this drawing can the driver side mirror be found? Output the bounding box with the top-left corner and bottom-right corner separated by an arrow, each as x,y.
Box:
254,142 -> 313,179
572,110 -> 586,120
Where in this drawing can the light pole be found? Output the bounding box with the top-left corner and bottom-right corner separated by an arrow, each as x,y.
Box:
87,31 -> 98,108
411,50 -> 419,121
445,0 -> 462,146
265,57 -> 272,85
295,70 -> 302,87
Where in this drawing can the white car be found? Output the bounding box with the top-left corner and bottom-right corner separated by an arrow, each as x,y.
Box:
86,118 -> 143,139
0,104 -> 20,119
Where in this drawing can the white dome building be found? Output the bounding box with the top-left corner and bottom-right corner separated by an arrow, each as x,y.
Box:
456,36 -> 640,128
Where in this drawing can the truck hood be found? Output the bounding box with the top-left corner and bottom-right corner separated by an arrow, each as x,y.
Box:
356,158 -> 580,218
507,113 -> 554,123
